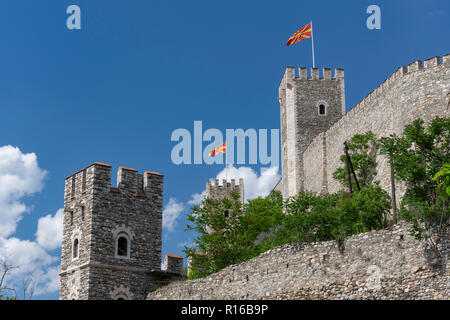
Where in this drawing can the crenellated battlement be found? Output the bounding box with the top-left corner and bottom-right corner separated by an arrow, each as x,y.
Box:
206,178 -> 244,203
280,67 -> 344,85
64,162 -> 163,201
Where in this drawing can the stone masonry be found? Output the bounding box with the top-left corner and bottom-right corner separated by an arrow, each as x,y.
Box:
59,162 -> 183,300
147,222 -> 449,300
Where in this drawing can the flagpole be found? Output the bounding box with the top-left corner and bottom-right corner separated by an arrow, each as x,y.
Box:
225,146 -> 227,182
311,20 -> 316,68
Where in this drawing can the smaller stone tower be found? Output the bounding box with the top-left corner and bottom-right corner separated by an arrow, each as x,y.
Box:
59,162 -> 183,300
187,179 -> 244,276
205,178 -> 244,233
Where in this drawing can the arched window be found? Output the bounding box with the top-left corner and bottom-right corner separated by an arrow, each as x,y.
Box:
114,233 -> 131,259
112,225 -> 134,260
73,238 -> 79,259
317,101 -> 328,116
319,104 -> 326,115
117,237 -> 128,257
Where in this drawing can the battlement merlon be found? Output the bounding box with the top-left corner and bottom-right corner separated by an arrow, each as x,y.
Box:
64,162 -> 163,200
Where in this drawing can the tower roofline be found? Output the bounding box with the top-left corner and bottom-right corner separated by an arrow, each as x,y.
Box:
66,163 -> 163,180
65,162 -> 111,180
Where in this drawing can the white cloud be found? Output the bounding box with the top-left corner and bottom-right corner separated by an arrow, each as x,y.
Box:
35,209 -> 64,251
162,198 -> 185,232
0,225 -> 61,298
0,146 -> 47,238
187,191 -> 206,206
0,145 -> 61,298
0,238 -> 57,274
33,265 -> 60,296
0,236 -> 59,297
214,165 -> 280,201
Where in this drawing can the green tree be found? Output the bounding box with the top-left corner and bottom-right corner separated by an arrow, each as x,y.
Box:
184,191 -> 284,279
333,131 -> 378,190
378,117 -> 450,243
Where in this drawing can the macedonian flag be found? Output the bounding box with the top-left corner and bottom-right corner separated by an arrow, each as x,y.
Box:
209,142 -> 226,156
286,22 -> 312,46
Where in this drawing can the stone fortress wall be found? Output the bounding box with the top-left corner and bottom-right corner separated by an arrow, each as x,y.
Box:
302,54 -> 450,197
147,222 -> 448,300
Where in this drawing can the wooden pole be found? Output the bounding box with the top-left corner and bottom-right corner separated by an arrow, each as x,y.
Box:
344,143 -> 353,196
344,141 -> 361,191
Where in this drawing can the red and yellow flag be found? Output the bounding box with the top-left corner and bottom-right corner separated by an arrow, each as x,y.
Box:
209,142 -> 226,156
286,22 -> 312,46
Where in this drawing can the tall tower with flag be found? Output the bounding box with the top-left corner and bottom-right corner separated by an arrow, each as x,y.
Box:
275,66 -> 345,199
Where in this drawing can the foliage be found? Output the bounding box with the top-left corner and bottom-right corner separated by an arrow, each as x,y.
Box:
262,186 -> 390,249
333,131 -> 378,189
184,191 -> 284,279
378,117 -> 450,241
434,163 -> 450,198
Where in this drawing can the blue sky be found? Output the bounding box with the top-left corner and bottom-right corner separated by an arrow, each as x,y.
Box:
0,0 -> 448,300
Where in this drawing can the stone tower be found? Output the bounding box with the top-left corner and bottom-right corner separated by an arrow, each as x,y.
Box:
59,162 -> 182,300
277,67 -> 345,198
